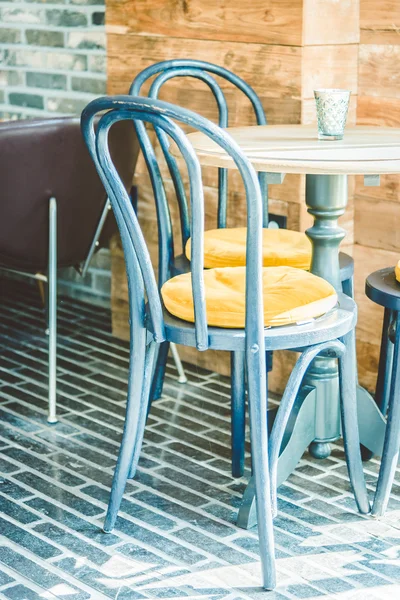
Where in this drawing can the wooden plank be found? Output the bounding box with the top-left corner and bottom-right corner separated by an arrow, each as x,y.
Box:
106,0 -> 303,47
107,34 -> 302,101
135,168 -> 304,247
109,83 -> 301,128
110,234 -> 129,341
143,146 -> 305,206
357,95 -> 400,128
108,77 -> 302,127
353,244 -> 397,346
269,351 -> 297,396
302,44 -> 359,99
360,0 -> 400,45
356,338 -> 379,393
359,45 -> 400,98
352,244 -> 398,390
356,97 -> 400,203
355,173 -> 400,203
170,346 -> 231,377
354,197 -> 400,252
303,0 -> 359,46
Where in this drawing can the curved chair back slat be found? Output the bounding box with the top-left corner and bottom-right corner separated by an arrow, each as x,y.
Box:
130,59 -> 266,124
130,59 -> 269,264
81,96 -> 265,357
149,68 -> 228,244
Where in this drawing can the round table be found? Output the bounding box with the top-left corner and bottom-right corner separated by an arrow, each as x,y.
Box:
185,124 -> 400,528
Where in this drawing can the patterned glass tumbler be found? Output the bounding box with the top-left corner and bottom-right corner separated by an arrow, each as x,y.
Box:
314,89 -> 351,140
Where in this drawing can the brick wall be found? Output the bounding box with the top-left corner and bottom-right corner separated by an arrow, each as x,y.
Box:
0,0 -> 106,118
0,0 -> 111,306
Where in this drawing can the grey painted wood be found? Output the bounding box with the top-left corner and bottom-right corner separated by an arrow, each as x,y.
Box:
81,95 -> 368,589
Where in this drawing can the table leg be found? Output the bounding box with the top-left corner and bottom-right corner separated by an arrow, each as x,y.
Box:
304,174 -> 348,457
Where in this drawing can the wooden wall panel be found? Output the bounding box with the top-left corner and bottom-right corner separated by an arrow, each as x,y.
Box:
107,0 -> 303,46
355,197 -> 400,252
106,7 -> 306,384
303,0 -> 360,45
353,245 -> 399,391
357,96 -> 400,129
360,0 -> 400,44
355,1 -> 400,389
358,45 -> 400,99
108,0 -> 399,393
107,35 -> 302,111
301,45 -> 359,99
354,245 -> 398,343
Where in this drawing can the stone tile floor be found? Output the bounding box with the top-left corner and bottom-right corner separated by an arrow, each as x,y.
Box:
1,276 -> 400,599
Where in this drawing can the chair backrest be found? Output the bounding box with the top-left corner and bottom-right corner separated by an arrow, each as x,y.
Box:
81,96 -> 266,361
130,60 -> 269,253
0,117 -> 140,272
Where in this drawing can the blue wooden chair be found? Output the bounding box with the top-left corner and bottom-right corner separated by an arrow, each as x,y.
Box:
130,60 -> 355,478
81,95 -> 369,590
365,265 -> 400,516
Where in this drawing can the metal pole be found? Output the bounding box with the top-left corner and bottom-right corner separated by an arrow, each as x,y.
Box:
47,197 -> 57,424
170,342 -> 188,384
81,199 -> 111,277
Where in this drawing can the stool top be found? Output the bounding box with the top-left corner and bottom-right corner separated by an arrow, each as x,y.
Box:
366,267 -> 400,310
185,125 -> 400,174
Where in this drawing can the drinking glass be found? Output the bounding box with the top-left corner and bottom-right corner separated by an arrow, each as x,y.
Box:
314,89 -> 351,140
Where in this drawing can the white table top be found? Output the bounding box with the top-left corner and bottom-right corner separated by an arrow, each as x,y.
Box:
185,125 -> 400,175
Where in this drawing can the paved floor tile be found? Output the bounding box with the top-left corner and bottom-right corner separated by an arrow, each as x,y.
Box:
2,276 -> 400,599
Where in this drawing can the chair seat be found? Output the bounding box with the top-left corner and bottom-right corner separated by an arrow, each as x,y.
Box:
366,266 -> 400,310
161,265 -> 337,329
185,227 -> 312,269
173,248 -> 353,283
150,291 -> 356,352
395,260 -> 400,283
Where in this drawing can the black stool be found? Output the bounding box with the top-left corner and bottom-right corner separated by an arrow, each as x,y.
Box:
366,266 -> 400,516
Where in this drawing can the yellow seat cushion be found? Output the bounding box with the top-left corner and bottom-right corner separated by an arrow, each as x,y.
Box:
395,260 -> 400,283
185,227 -> 312,270
161,266 -> 337,329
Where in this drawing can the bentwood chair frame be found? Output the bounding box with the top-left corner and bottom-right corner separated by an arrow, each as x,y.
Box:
130,60 -> 355,478
81,95 -> 369,590
365,268 -> 400,516
131,60 -> 268,478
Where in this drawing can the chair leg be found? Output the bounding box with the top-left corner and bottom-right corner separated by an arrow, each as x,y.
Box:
247,353 -> 276,590
342,274 -> 354,298
338,330 -> 370,515
375,308 -> 396,416
103,333 -> 149,533
266,351 -> 273,373
47,197 -> 57,424
231,351 -> 246,478
129,341 -> 158,479
37,278 -> 46,306
372,312 -> 400,517
150,340 -> 170,401
170,342 -> 188,384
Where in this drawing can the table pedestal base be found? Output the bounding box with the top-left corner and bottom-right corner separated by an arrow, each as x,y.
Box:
357,385 -> 386,456
236,384 -> 387,530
